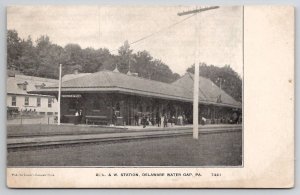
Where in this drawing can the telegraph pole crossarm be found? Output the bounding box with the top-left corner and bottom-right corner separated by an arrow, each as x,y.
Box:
177,6 -> 219,16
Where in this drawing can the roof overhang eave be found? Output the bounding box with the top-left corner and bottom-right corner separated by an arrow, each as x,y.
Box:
31,87 -> 242,109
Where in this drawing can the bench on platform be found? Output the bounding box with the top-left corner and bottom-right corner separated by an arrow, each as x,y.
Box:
62,115 -> 77,123
85,115 -> 109,125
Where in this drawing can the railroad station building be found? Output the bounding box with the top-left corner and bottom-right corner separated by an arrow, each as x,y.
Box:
32,68 -> 242,125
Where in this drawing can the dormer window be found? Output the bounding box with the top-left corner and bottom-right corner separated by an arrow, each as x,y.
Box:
35,83 -> 46,89
17,81 -> 28,90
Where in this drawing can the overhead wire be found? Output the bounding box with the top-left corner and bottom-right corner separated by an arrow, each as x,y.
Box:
110,13 -> 196,53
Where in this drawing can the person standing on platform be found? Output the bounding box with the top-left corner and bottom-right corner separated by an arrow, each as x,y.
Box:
171,115 -> 175,127
74,110 -> 79,125
232,112 -> 238,124
134,113 -> 139,126
151,113 -> 155,126
201,116 -> 206,125
78,109 -> 83,124
182,113 -> 186,126
81,109 -> 86,124
142,114 -> 147,128
178,114 -> 183,125
163,114 -> 168,128
112,110 -> 117,126
156,112 -> 161,127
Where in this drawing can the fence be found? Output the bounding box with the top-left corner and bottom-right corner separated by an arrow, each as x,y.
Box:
7,116 -> 58,125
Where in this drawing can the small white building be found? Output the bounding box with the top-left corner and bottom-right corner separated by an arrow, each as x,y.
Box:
7,73 -> 59,116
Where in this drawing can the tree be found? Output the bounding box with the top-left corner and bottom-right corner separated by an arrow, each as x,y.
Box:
131,50 -> 153,77
151,59 -> 177,83
187,63 -> 242,102
117,40 -> 134,73
7,29 -> 181,83
18,36 -> 39,75
7,30 -> 22,69
118,40 -> 132,57
62,44 -> 84,74
35,36 -> 65,78
81,47 -> 114,73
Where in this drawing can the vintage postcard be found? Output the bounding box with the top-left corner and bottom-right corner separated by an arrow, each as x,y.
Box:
6,5 -> 294,188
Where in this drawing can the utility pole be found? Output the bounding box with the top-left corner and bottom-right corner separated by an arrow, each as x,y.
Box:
216,77 -> 225,90
58,64 -> 62,125
177,6 -> 219,139
128,52 -> 131,74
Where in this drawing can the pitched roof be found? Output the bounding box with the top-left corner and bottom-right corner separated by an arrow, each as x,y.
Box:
37,70 -> 193,102
172,72 -> 241,107
7,74 -> 57,96
62,73 -> 92,82
33,70 -> 241,108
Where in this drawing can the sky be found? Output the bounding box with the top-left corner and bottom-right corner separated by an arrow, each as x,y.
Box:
7,6 -> 243,76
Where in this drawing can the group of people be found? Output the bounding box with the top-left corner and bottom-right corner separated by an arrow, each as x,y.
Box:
136,113 -> 187,128
199,112 -> 242,125
73,109 -> 241,126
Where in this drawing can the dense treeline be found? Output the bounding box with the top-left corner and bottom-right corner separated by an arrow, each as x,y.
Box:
7,29 -> 242,102
7,30 -> 180,83
186,64 -> 242,102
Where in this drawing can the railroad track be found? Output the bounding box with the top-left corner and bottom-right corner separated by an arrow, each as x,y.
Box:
7,125 -> 242,149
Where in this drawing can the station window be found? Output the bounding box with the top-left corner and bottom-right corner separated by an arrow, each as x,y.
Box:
12,96 -> 16,106
93,100 -> 102,112
25,96 -> 29,106
116,102 -> 120,111
146,106 -> 150,112
93,100 -> 100,109
139,105 -> 143,112
37,97 -> 41,107
48,98 -> 52,108
69,101 -> 76,111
